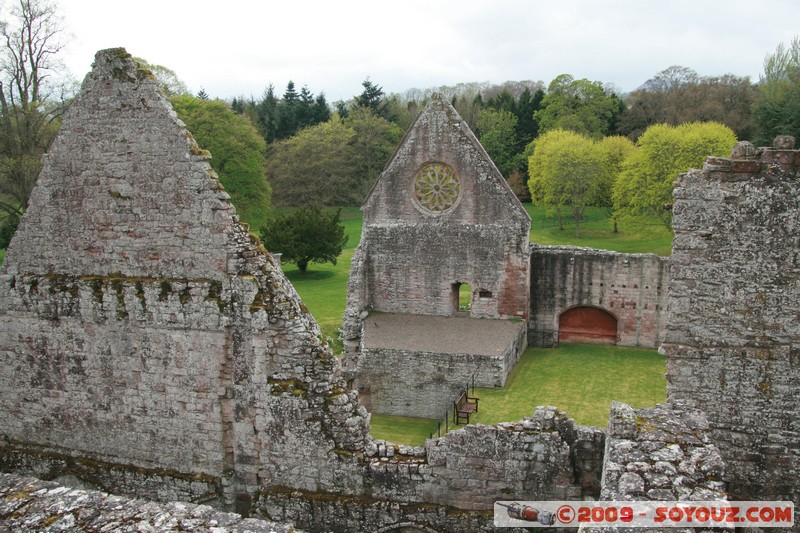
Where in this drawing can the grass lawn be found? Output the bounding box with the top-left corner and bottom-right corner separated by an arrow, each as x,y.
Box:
524,205 -> 673,257
369,414 -> 439,446
470,344 -> 666,428
280,207 -> 361,350
371,344 -> 666,445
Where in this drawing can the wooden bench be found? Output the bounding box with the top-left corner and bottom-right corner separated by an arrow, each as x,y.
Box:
454,389 -> 479,425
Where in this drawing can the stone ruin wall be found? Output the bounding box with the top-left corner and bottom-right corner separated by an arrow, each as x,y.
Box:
259,406 -> 605,532
600,401 -> 726,503
352,324 -> 526,419
341,95 -> 531,353
529,246 -> 670,348
0,48 -> 371,513
0,49 -> 608,532
664,138 -> 800,506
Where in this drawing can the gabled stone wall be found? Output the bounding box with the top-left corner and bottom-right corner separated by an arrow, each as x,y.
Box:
342,95 -> 530,353
0,48 -> 370,511
664,138 -> 800,504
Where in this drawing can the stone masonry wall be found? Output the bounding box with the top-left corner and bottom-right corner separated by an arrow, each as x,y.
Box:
664,139 -> 800,506
342,95 -> 530,353
0,48 -> 371,511
529,245 -> 670,347
601,401 -> 726,502
258,407 -> 604,532
353,324 -> 525,418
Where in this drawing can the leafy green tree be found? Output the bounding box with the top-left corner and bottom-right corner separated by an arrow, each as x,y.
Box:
534,74 -> 623,139
613,122 -> 736,229
527,129 -> 606,237
753,36 -> 800,144
383,94 -> 421,132
170,95 -> 271,229
134,58 -> 189,96
617,66 -> 757,141
477,108 -> 519,176
597,136 -> 636,232
261,206 -> 348,272
343,106 -> 403,197
452,92 -> 482,132
266,118 -> 357,206
0,0 -> 71,227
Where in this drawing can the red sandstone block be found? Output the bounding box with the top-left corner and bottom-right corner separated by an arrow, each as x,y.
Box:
731,160 -> 761,174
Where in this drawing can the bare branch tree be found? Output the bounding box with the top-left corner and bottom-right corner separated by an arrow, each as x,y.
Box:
0,0 -> 71,222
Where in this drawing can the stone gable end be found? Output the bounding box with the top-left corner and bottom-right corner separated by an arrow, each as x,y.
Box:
4,48 -> 235,280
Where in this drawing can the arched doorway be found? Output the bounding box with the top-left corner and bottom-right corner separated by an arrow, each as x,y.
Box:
451,282 -> 472,315
558,306 -> 617,344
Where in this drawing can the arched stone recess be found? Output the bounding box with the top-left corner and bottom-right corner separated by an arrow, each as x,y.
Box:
558,305 -> 618,344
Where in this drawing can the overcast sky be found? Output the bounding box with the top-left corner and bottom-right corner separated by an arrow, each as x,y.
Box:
58,0 -> 799,102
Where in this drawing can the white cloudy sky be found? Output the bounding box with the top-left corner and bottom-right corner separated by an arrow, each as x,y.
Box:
57,0 -> 799,102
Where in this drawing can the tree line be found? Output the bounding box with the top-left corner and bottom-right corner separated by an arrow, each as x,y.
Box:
1,0 -> 800,262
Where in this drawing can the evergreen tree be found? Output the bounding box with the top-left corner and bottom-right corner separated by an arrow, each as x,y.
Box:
276,81 -> 300,139
355,78 -> 391,120
513,87 -> 543,150
257,84 -> 279,142
261,206 -> 348,272
312,93 -> 331,124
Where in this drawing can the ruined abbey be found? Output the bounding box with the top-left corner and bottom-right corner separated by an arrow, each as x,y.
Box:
0,49 -> 798,531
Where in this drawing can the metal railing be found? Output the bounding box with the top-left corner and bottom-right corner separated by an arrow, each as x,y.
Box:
528,329 -> 556,348
429,372 -> 477,440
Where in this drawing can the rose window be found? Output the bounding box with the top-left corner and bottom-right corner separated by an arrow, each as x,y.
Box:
412,163 -> 461,214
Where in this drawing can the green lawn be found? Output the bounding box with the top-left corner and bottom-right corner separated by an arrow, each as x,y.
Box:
369,414 -> 439,446
525,205 -> 673,256
470,344 -> 666,427
371,344 -> 666,445
280,207 -> 361,350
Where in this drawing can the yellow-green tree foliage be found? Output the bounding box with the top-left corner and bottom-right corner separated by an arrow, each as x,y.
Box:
527,129 -> 606,237
613,122 -> 736,228
593,135 -> 637,208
